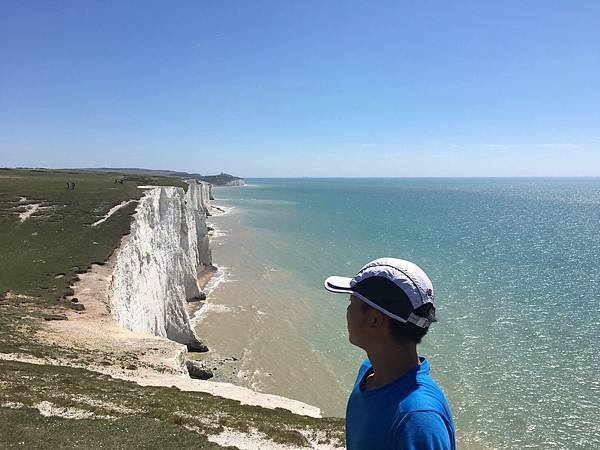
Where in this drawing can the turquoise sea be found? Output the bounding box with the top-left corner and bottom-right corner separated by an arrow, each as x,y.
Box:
202,178 -> 599,449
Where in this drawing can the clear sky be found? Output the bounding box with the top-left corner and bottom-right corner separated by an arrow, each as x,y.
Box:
1,1 -> 599,177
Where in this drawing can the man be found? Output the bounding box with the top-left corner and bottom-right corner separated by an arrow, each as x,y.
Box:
324,258 -> 455,450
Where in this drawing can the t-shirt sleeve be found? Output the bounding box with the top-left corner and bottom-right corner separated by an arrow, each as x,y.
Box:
391,411 -> 452,450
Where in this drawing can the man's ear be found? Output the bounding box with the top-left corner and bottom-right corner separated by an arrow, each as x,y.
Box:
366,308 -> 387,329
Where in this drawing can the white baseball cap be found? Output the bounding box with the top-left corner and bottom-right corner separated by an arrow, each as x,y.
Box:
324,257 -> 435,328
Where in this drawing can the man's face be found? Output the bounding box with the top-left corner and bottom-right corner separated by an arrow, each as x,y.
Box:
346,294 -> 368,348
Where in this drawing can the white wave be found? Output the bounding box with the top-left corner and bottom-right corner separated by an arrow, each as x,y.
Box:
193,301 -> 233,322
204,265 -> 229,296
210,204 -> 235,217
208,224 -> 228,239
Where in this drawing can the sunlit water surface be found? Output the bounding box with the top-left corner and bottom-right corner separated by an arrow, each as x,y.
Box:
198,178 -> 599,449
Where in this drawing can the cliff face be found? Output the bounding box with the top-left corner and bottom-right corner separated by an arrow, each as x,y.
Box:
185,179 -> 212,217
109,181 -> 212,346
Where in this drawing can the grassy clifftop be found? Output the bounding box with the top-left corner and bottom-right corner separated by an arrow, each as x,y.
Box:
0,168 -> 186,357
0,168 -> 186,303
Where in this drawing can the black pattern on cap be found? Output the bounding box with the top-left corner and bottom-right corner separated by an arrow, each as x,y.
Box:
352,276 -> 414,320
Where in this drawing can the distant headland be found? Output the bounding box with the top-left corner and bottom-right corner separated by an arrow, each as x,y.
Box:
72,168 -> 245,187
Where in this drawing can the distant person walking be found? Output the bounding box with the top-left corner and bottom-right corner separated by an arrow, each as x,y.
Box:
324,258 -> 455,450
71,181 -> 75,190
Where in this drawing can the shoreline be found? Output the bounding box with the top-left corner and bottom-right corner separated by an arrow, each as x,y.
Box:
27,199 -> 323,419
186,266 -> 219,319
187,207 -> 232,322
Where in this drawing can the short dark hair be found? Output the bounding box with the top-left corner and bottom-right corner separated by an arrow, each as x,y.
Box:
361,302 -> 436,344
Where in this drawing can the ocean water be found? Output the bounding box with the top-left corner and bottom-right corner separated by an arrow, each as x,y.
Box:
198,178 -> 599,449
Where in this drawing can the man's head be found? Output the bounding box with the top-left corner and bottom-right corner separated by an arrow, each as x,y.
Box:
325,258 -> 436,349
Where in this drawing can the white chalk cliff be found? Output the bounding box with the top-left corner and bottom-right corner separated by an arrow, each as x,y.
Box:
109,181 -> 212,346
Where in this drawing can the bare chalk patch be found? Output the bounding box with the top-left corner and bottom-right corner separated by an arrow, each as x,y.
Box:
18,203 -> 41,222
1,401 -> 25,409
35,401 -> 99,420
208,427 -> 296,450
207,427 -> 343,450
92,200 -> 137,227
71,395 -> 137,415
12,198 -> 55,223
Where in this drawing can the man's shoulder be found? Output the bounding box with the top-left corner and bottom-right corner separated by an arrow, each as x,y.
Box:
390,379 -> 455,449
396,376 -> 448,413
391,410 -> 454,450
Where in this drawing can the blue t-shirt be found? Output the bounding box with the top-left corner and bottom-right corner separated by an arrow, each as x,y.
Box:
346,357 -> 455,450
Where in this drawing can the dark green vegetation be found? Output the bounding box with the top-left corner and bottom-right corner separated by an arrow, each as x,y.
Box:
0,361 -> 343,449
0,408 -> 227,449
74,167 -> 244,186
0,168 -> 343,449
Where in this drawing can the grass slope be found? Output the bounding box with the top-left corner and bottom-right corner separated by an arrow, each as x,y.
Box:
0,361 -> 343,449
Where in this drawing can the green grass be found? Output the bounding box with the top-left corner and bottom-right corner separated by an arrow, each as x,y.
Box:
0,360 -> 344,449
0,408 -> 229,449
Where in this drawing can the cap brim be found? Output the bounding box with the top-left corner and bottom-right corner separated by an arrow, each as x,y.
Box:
324,276 -> 353,294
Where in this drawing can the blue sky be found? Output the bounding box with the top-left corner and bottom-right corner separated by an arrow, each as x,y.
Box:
1,1 -> 599,177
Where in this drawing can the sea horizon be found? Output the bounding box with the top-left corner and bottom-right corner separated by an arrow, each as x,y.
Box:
4,168 -> 599,180
241,175 -> 600,178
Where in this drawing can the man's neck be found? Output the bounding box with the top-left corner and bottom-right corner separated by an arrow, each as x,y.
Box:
363,344 -> 419,391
